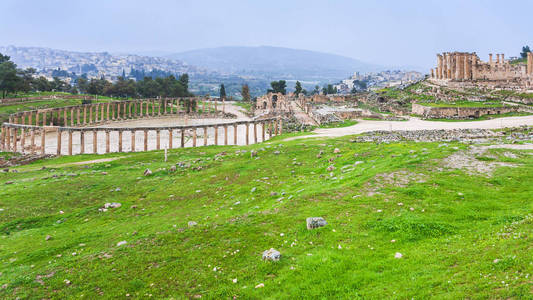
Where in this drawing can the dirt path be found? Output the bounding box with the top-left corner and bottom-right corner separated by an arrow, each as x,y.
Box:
285,115 -> 533,141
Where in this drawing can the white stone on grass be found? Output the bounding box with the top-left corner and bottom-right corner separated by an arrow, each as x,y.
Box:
262,248 -> 281,261
306,217 -> 328,230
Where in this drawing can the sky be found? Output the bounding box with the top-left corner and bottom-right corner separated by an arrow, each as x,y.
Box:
1,0 -> 532,69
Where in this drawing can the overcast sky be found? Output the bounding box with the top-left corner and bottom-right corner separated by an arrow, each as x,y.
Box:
2,0 -> 532,69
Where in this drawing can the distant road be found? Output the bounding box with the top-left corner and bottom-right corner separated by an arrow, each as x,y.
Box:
285,116 -> 533,140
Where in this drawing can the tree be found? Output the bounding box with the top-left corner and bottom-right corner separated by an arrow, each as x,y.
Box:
0,61 -> 20,98
294,81 -> 303,96
219,84 -> 226,99
0,53 -> 10,64
521,46 -> 531,59
268,80 -> 286,95
179,73 -> 189,90
312,85 -> 320,95
241,84 -> 251,102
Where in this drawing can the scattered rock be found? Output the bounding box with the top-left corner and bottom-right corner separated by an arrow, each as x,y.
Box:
45,235 -> 52,241
169,165 -> 177,172
306,217 -> 327,230
262,248 -> 281,261
64,279 -> 71,285
116,241 -> 127,246
251,150 -> 258,158
188,221 -> 198,227
104,202 -> 122,209
333,148 -> 340,153
255,283 -> 264,289
273,151 -> 280,155
270,192 -> 278,196
251,187 -> 257,193
326,165 -> 335,171
143,169 -> 152,176
5,181 -> 14,185
394,252 -> 403,259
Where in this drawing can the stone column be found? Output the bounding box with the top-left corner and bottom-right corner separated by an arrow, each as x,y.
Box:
101,103 -> 105,122
253,122 -> 257,143
234,124 -> 238,145
105,131 -> 110,153
224,125 -> 228,145
463,54 -> 469,80
131,131 -> 136,152
204,127 -> 208,146
181,129 -> 185,148
71,109 -> 74,126
214,126 -> 218,145
56,130 -> 62,155
93,130 -> 98,154
192,128 -> 196,147
6,128 -> 10,152
489,53 -> 493,65
157,100 -> 161,116
471,54 -> 477,80
0,126 -> 5,151
30,128 -> 35,154
83,106 -> 87,124
245,123 -> 249,145
68,130 -> 73,155
89,105 -> 93,124
20,128 -> 25,153
144,130 -> 148,151
117,102 -> 121,120
13,128 -> 17,152
431,69 -> 434,78
262,122 -> 265,141
496,54 -> 500,64
152,100 -> 155,117
36,112 -> 40,127
528,52 -> 533,75
501,54 -> 505,64
436,54 -> 442,79
117,131 -> 122,152
63,109 -> 68,126
106,103 -> 110,120
169,129 -> 173,149
77,108 -> 80,125
156,130 -> 160,150
41,128 -> 46,155
80,131 -> 85,154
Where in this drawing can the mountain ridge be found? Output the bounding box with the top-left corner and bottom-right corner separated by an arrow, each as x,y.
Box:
167,46 -> 385,81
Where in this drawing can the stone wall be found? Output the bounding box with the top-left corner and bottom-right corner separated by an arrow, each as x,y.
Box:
412,103 -> 519,119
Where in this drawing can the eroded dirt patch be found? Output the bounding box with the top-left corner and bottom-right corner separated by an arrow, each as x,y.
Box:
442,145 -> 527,176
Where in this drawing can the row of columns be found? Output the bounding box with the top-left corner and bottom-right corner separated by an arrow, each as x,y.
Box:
434,52 -> 477,80
526,52 -> 533,76
0,119 -> 282,155
7,98 -> 219,127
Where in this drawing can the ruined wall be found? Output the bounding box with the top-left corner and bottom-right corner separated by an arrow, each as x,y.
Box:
430,51 -> 533,89
412,103 -> 518,119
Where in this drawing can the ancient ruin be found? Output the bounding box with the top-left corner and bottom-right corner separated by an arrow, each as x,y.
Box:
0,98 -> 282,156
429,51 -> 533,89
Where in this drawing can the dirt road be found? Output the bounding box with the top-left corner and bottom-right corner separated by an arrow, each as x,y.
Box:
286,115 -> 533,140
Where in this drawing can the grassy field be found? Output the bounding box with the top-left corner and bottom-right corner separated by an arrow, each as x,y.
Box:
417,101 -> 505,108
426,111 -> 532,122
0,134 -> 532,299
319,120 -> 358,128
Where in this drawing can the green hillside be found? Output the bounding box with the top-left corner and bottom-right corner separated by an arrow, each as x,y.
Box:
1,134 -> 532,299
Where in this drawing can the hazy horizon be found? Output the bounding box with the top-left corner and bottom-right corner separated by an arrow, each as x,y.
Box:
2,0 -> 532,70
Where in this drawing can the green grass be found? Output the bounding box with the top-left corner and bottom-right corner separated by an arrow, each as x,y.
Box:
417,101 -> 505,108
233,101 -> 253,114
0,135 -> 532,299
426,111 -> 532,122
319,120 -> 358,128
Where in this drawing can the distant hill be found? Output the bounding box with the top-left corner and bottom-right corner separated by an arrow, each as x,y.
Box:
167,46 -> 384,82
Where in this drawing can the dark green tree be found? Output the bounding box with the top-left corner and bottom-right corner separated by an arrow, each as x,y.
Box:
521,46 -> 531,59
312,85 -> 320,95
220,84 -> 226,99
268,80 -> 287,95
294,81 -> 303,96
241,84 -> 251,101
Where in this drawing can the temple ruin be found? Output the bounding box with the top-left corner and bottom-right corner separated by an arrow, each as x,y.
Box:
429,51 -> 533,89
